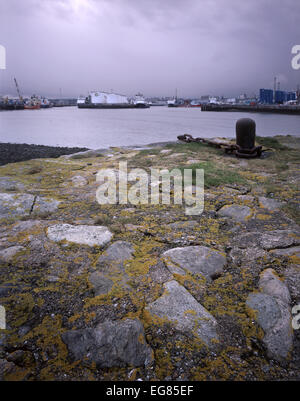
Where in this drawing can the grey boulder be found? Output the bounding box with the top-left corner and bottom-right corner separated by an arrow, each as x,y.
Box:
218,205 -> 252,222
90,241 -> 135,295
62,319 -> 153,368
162,246 -> 226,280
98,241 -> 134,266
33,196 -> 60,214
246,269 -> 293,363
47,224 -> 113,247
0,246 -> 26,263
146,280 -> 219,348
0,193 -> 34,218
234,230 -> 300,250
259,197 -> 285,211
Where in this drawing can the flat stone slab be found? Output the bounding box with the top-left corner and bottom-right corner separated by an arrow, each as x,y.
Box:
218,205 -> 252,222
91,241 -> 134,295
146,280 -> 219,348
0,193 -> 34,218
47,224 -> 113,247
62,319 -> 153,368
270,246 -> 300,258
260,230 -> 299,250
64,150 -> 102,159
234,230 -> 300,250
88,273 -> 114,296
167,221 -> 198,230
284,266 -> 300,302
70,175 -> 88,187
33,197 -> 60,214
259,197 -> 285,211
168,153 -> 185,158
0,246 -> 26,263
97,241 -> 134,266
246,269 -> 293,363
0,193 -> 60,219
0,177 -> 24,191
259,269 -> 291,305
162,246 -> 226,280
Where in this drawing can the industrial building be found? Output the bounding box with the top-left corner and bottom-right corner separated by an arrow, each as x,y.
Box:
259,88 -> 297,104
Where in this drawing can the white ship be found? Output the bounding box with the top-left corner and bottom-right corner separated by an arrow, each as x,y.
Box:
167,98 -> 178,107
77,91 -> 149,109
132,93 -> 149,108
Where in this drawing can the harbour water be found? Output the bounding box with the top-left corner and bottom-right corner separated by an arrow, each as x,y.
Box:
0,106 -> 299,149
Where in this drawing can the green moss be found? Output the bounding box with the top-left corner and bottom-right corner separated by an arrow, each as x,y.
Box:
256,136 -> 290,150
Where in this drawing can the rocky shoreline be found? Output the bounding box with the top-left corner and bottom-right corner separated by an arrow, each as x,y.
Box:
0,143 -> 89,166
0,135 -> 299,381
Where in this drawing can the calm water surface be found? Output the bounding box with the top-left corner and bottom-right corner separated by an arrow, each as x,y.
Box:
0,106 -> 299,149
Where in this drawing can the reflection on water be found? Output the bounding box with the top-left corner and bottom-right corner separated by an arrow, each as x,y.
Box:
0,106 -> 299,148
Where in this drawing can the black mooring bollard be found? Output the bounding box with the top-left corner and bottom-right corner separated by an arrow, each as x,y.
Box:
235,118 -> 262,158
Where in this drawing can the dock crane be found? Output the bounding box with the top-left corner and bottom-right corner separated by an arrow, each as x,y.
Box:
14,77 -> 23,101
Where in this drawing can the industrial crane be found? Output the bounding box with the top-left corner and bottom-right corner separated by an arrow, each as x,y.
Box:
14,77 -> 23,101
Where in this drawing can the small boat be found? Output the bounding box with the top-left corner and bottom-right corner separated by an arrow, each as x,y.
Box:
40,97 -> 52,108
24,95 -> 41,110
24,104 -> 40,110
190,100 -> 202,108
167,98 -> 178,107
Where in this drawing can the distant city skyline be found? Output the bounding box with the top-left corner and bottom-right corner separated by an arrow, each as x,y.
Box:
0,0 -> 299,98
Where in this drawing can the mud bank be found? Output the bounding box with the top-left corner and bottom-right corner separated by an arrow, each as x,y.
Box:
0,143 -> 89,166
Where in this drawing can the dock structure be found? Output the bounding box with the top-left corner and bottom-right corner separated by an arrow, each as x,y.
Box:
201,103 -> 300,115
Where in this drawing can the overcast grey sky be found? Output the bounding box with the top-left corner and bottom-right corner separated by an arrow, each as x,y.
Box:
0,0 -> 299,98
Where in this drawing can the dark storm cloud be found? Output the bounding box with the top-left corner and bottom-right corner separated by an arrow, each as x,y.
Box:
0,0 -> 299,98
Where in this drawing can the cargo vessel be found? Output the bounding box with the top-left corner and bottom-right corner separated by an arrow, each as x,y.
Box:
77,91 -> 149,109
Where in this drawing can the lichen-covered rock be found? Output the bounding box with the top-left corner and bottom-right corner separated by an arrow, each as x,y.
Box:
218,205 -> 252,222
90,241 -> 134,295
260,230 -> 300,250
162,246 -> 226,280
47,224 -> 113,247
0,193 -> 60,219
259,269 -> 291,305
97,241 -> 134,266
146,280 -> 219,348
70,175 -> 88,187
63,149 -> 103,159
62,319 -> 153,368
167,221 -> 198,230
284,266 -> 300,302
259,197 -> 285,211
0,246 -> 26,263
0,177 -> 24,191
88,272 -> 114,296
230,246 -> 266,264
0,359 -> 17,381
33,196 -> 60,214
270,246 -> 300,258
234,230 -> 300,250
246,269 -> 293,363
0,193 -> 35,218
